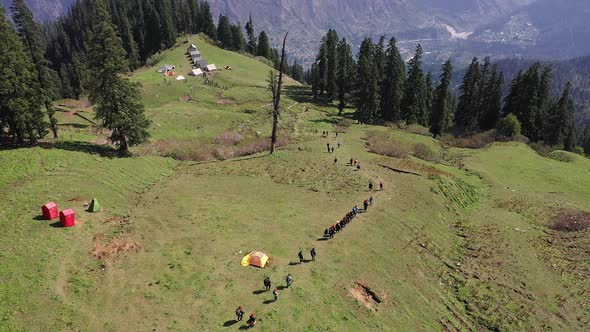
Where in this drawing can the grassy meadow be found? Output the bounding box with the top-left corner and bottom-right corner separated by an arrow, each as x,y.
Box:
1,35 -> 589,331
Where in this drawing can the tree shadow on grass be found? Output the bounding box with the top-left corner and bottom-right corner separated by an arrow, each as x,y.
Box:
222,320 -> 238,327
37,141 -> 127,158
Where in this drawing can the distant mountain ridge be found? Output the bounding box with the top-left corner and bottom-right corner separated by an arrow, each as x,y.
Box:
3,0 -> 590,65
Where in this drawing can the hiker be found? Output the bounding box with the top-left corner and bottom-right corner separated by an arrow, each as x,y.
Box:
337,142 -> 341,148
298,250 -> 304,263
310,248 -> 316,261
327,143 -> 330,152
363,199 -> 369,211
353,205 -> 359,214
334,157 -> 338,165
369,182 -> 373,191
329,228 -> 334,239
350,158 -> 353,165
380,181 -> 384,191
286,274 -> 293,288
236,306 -> 244,321
335,132 -> 338,138
264,276 -> 271,291
357,162 -> 361,171
370,196 -> 375,205
324,228 -> 330,238
247,313 -> 257,328
273,288 -> 279,301
354,159 -> 358,165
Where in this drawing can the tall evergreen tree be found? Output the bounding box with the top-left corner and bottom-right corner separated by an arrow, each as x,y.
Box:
88,0 -> 150,151
401,44 -> 427,125
325,29 -> 339,100
0,4 -> 45,144
479,65 -> 504,130
245,14 -> 256,55
199,0 -> 216,39
430,60 -> 453,138
216,15 -> 232,49
144,0 -> 162,53
230,23 -> 245,51
154,0 -> 177,48
313,36 -> 328,95
353,38 -> 378,123
424,71 -> 433,123
546,82 -> 575,148
379,37 -> 405,122
11,0 -> 59,138
256,30 -> 271,59
455,57 -> 482,130
336,38 -> 354,115
373,36 -> 386,88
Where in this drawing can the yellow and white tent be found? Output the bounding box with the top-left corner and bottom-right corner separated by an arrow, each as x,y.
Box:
241,251 -> 269,268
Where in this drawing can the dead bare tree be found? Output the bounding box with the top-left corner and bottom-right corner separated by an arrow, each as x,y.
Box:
269,32 -> 288,154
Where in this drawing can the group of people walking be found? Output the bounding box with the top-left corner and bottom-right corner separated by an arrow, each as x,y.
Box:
323,204 -> 360,239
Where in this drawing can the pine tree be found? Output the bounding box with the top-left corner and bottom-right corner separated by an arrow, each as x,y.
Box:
401,44 -> 427,125
336,38 -> 354,115
379,37 -> 405,122
373,36 -> 386,89
314,36 -> 328,95
325,29 -> 339,100
430,60 -> 453,138
88,0 -> 150,152
154,0 -> 177,48
479,65 -> 504,130
546,82 -> 575,148
353,38 -> 378,124
199,0 -> 216,39
216,15 -> 233,49
245,14 -> 257,55
256,30 -> 271,59
144,0 -> 162,53
424,71 -> 433,124
0,4 -> 45,144
11,0 -> 59,138
230,23 -> 245,51
455,57 -> 482,130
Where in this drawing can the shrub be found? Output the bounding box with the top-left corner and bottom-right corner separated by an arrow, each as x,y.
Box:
146,53 -> 164,67
441,130 -> 497,149
366,132 -> 409,158
413,143 -> 440,162
548,150 -> 575,163
573,146 -> 585,156
406,124 -> 431,137
496,114 -> 521,139
212,132 -> 244,145
549,212 -> 590,232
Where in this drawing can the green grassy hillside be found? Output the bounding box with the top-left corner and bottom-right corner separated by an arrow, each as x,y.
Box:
1,37 -> 589,331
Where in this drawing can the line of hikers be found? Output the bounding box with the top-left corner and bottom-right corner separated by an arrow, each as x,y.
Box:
323,196 -> 376,239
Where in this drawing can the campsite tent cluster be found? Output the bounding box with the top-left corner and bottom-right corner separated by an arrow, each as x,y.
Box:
187,43 -> 217,73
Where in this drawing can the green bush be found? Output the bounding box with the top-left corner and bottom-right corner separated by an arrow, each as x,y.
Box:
496,114 -> 521,139
573,146 -> 585,156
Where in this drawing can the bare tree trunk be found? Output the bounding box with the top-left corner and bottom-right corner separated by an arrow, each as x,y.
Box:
270,32 -> 288,155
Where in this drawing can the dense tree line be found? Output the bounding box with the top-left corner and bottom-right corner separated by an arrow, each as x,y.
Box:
307,30 -> 582,152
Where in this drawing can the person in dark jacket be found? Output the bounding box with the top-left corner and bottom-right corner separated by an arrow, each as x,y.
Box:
247,313 -> 257,328
264,276 -> 271,291
236,305 -> 244,321
298,250 -> 304,263
310,248 -> 317,261
286,274 -> 293,288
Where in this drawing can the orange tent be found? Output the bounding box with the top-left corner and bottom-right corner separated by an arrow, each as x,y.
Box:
241,251 -> 269,268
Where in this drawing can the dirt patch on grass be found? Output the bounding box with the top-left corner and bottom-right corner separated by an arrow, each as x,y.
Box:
349,280 -> 385,311
549,211 -> 590,232
216,92 -> 237,105
92,233 -> 142,260
104,216 -> 124,224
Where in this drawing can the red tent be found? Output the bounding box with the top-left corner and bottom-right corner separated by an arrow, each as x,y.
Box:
60,209 -> 76,227
42,202 -> 59,220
